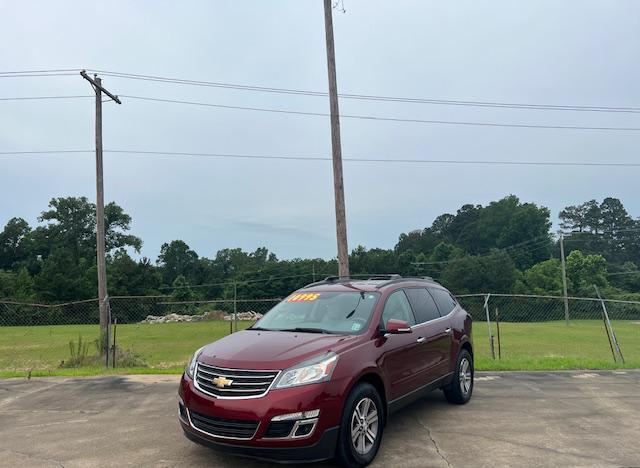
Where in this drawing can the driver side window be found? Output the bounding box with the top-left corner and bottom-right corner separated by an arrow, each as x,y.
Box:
381,290 -> 416,328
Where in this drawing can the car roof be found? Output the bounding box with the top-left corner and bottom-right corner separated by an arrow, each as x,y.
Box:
298,275 -> 443,293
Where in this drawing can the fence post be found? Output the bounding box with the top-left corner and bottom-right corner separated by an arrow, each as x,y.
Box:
104,295 -> 111,368
483,294 -> 495,359
233,282 -> 238,333
594,285 -> 625,363
495,307 -> 501,359
560,233 -> 570,326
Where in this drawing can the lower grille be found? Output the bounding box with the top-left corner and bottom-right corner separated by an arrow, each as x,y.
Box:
189,410 -> 259,440
265,421 -> 295,438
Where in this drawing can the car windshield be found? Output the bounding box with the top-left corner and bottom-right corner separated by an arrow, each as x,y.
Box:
253,291 -> 380,334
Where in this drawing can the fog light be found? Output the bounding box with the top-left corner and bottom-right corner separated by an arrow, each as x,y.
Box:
272,409 -> 320,422
294,421 -> 315,437
178,402 -> 188,421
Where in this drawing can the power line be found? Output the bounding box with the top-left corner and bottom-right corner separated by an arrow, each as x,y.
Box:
89,69 -> 640,114
0,73 -> 78,78
608,270 -> 639,276
8,92 -> 639,131
158,272 -> 326,290
1,149 -> 640,168
0,68 -> 82,74
0,95 -> 92,101
4,67 -> 640,114
562,227 -> 640,236
118,94 -> 640,131
412,236 -> 554,267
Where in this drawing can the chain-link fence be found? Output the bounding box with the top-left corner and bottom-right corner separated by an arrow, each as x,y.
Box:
0,297 -> 279,374
456,293 -> 640,369
1,293 -> 638,374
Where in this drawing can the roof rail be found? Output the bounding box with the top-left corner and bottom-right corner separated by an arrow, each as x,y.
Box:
377,275 -> 437,287
302,276 -> 351,288
302,274 -> 437,289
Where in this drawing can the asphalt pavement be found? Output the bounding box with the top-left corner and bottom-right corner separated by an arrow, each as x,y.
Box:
1,371 -> 638,467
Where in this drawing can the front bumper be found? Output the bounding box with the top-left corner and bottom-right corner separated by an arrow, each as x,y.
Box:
182,423 -> 339,464
179,373 -> 343,463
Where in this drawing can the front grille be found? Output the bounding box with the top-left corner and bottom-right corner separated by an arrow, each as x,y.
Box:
190,410 -> 259,440
195,362 -> 279,398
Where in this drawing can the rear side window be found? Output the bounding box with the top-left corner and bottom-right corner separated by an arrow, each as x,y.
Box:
404,288 -> 440,323
429,288 -> 458,316
381,290 -> 416,327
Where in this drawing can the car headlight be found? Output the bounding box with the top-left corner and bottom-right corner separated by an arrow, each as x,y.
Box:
185,346 -> 205,378
274,352 -> 338,389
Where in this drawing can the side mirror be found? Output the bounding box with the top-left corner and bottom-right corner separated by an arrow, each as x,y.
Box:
384,319 -> 412,335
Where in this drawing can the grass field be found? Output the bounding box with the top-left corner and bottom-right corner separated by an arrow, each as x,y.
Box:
0,320 -> 637,378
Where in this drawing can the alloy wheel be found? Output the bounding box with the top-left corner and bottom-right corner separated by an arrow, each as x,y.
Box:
459,357 -> 472,395
350,397 -> 379,455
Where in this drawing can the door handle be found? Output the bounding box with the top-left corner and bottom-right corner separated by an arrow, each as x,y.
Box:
445,328 -> 452,334
416,337 -> 426,343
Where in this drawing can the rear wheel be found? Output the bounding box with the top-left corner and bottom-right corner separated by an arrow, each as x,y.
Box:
443,349 -> 473,404
335,382 -> 384,467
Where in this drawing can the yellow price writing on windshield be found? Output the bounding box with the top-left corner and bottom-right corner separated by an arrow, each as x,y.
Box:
287,293 -> 321,302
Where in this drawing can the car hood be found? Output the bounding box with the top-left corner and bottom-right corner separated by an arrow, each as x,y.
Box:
198,329 -> 360,370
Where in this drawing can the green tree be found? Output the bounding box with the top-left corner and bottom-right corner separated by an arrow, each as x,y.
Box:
0,217 -> 32,270
107,250 -> 162,296
12,267 -> 36,301
441,251 -> 518,294
565,250 -> 608,295
157,240 -> 199,285
350,246 -> 398,275
395,195 -> 551,270
34,248 -> 95,301
0,270 -> 17,298
523,259 -> 563,295
170,274 -> 196,302
608,262 -> 640,292
35,197 -> 141,260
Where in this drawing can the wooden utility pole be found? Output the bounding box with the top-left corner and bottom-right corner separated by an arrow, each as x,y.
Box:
323,0 -> 349,278
80,71 -> 121,363
559,233 -> 570,326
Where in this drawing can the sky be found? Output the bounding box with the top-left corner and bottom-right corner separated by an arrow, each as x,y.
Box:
1,0 -> 639,262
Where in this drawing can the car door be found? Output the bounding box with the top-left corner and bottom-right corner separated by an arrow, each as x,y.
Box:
427,287 -> 459,377
377,289 -> 424,402
405,287 -> 453,384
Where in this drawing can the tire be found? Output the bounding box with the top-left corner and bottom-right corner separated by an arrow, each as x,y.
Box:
335,382 -> 384,468
443,349 -> 473,404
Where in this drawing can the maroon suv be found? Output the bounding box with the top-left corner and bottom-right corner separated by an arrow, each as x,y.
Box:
178,275 -> 473,467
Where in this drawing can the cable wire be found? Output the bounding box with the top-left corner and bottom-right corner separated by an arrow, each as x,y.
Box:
0,95 -> 92,101
0,73 -> 78,78
0,68 -> 83,74
119,94 -> 640,132
89,69 -> 640,114
1,149 -> 639,167
4,67 -> 640,114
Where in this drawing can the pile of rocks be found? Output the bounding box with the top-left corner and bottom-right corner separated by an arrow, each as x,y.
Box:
222,311 -> 263,322
141,310 -> 263,324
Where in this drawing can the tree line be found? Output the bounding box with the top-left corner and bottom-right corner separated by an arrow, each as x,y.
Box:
0,194 -> 638,303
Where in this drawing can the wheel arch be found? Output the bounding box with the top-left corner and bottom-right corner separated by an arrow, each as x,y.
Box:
460,339 -> 473,357
344,369 -> 388,426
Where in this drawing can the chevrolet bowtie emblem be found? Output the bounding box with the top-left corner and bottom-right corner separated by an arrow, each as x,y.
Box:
212,376 -> 233,388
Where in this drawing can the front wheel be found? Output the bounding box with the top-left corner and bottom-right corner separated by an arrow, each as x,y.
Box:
335,382 -> 384,468
443,349 -> 473,404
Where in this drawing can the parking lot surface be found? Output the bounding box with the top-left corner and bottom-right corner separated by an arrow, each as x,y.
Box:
1,371 -> 639,467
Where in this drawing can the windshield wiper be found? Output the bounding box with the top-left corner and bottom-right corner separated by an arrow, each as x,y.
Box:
247,326 -> 273,331
345,291 -> 365,319
285,327 -> 330,334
